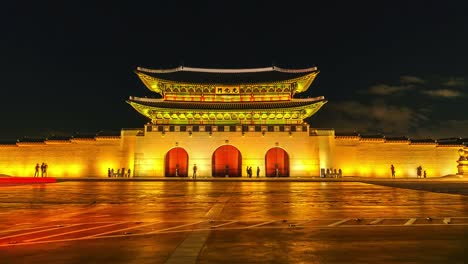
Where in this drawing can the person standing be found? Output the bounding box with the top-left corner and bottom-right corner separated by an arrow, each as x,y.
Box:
417,165 -> 422,178
390,164 -> 395,178
127,168 -> 131,178
193,164 -> 197,179
43,163 -> 48,177
423,170 -> 426,179
40,162 -> 45,177
256,166 -> 260,177
34,163 -> 40,177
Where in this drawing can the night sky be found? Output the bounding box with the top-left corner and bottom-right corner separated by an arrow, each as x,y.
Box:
1,1 -> 467,141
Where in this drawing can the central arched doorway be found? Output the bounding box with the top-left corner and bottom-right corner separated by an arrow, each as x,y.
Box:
265,147 -> 290,177
165,147 -> 189,177
212,145 -> 242,177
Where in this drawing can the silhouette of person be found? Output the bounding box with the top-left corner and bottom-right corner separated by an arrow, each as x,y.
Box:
417,165 -> 422,178
43,163 -> 48,177
423,170 -> 426,178
34,163 -> 40,177
256,166 -> 260,177
127,168 -> 131,177
193,164 -> 197,179
41,162 -> 45,177
390,164 -> 395,178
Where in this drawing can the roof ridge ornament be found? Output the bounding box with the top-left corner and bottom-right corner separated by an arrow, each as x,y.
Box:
137,66 -> 317,74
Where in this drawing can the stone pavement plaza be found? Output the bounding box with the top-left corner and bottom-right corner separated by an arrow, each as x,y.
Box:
0,178 -> 468,263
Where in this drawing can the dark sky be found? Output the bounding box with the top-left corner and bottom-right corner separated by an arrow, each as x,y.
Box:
1,1 -> 467,140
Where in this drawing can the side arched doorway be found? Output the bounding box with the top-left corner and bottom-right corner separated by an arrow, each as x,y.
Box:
265,147 -> 290,177
165,147 -> 189,177
212,145 -> 242,177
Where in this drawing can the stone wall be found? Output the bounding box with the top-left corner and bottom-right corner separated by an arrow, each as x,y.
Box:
333,137 -> 460,178
0,133 -> 135,177
0,127 -> 461,178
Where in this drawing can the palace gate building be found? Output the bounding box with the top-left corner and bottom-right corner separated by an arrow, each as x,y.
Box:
127,66 -> 328,177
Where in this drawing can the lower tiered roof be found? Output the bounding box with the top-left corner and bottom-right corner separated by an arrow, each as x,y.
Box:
127,96 -> 327,125
128,96 -> 325,110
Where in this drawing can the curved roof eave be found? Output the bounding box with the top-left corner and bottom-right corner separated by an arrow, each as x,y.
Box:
135,70 -> 319,94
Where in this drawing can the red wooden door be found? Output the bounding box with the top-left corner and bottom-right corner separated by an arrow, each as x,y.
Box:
265,148 -> 289,177
212,145 -> 242,177
165,147 -> 189,177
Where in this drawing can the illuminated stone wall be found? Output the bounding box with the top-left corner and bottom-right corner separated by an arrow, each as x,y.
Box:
333,137 -> 460,178
0,127 -> 460,178
0,133 -> 136,177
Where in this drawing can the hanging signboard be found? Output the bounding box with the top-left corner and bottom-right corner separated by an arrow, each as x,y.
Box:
215,86 -> 240,94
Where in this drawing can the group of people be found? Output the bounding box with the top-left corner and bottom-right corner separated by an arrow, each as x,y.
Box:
416,165 -> 426,178
191,164 -> 263,178
390,164 -> 427,178
108,167 -> 131,177
246,166 -> 260,177
34,162 -> 48,177
323,168 -> 342,178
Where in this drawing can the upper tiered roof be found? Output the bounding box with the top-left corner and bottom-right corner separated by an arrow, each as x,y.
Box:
135,66 -> 319,95
136,66 -> 317,84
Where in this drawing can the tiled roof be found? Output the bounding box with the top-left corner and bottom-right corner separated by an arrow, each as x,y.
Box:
335,132 -> 359,137
17,137 -> 46,143
72,133 -> 96,139
46,135 -> 72,141
360,134 -> 384,139
135,66 -> 318,85
127,98 -> 326,110
385,136 -> 409,141
410,139 -> 436,144
96,130 -> 121,137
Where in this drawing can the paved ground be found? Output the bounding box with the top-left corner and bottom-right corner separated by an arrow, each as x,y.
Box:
0,179 -> 467,263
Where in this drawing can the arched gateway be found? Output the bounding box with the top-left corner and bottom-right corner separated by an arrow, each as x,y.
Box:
212,145 -> 242,177
265,147 -> 290,177
165,147 -> 189,177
